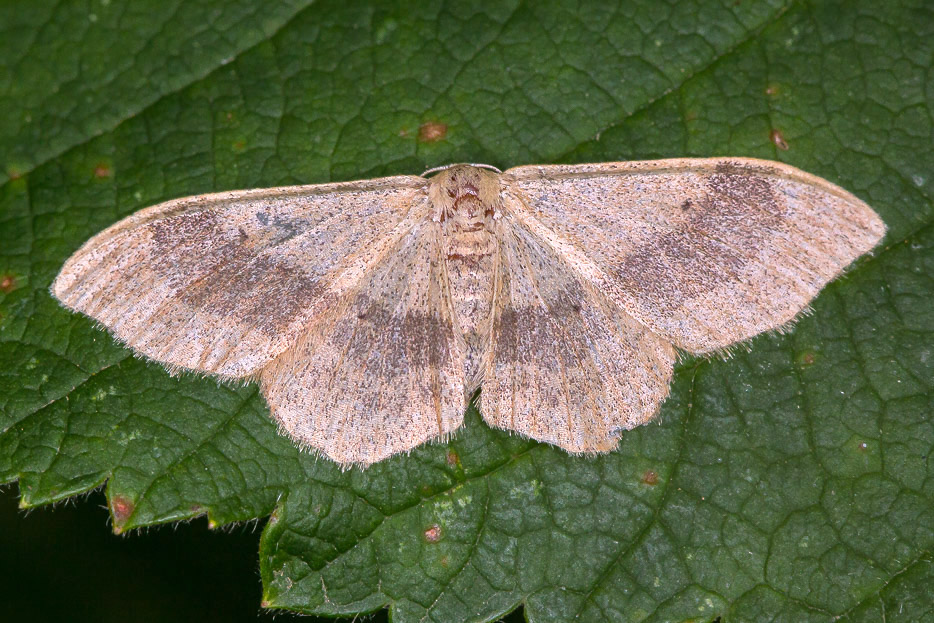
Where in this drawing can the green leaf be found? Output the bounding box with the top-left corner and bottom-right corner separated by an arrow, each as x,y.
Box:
2,0 -> 933,621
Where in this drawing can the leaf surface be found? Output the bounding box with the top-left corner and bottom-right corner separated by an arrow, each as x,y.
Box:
2,1 -> 933,621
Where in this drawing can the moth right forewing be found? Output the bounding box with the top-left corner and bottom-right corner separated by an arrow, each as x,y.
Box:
52,176 -> 428,378
503,158 -> 886,354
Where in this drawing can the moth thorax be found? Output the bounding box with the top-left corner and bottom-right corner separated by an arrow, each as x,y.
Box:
429,165 -> 502,230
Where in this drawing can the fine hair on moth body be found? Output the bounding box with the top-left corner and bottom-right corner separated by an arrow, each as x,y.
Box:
52,158 -> 886,467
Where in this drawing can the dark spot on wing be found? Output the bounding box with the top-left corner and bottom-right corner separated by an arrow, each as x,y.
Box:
494,307 -> 589,368
714,161 -> 740,175
493,269 -> 595,366
269,216 -> 304,244
334,294 -> 456,376
149,210 -> 326,334
612,166 -> 784,313
256,212 -> 269,225
182,253 -> 325,334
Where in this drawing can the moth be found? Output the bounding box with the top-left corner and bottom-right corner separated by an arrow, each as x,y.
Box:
52,158 -> 886,466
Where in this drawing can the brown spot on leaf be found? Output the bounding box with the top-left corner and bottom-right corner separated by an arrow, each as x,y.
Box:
233,139 -> 246,152
770,128 -> 790,150
93,162 -> 113,178
440,554 -> 450,567
797,351 -> 816,366
423,523 -> 442,543
857,441 -> 869,452
0,274 -> 17,293
765,84 -> 780,96
641,470 -> 659,486
418,121 -> 448,143
446,449 -> 460,467
111,495 -> 134,531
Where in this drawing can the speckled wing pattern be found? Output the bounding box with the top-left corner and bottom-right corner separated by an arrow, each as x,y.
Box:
502,159 -> 886,354
52,158 -> 886,466
260,216 -> 466,465
52,177 -> 427,379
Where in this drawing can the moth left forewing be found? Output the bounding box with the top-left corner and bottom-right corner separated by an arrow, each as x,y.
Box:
482,199 -> 675,453
52,175 -> 426,379
503,158 -> 886,354
260,215 -> 466,466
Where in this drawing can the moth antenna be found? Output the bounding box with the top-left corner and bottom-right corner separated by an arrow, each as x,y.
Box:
421,163 -> 502,177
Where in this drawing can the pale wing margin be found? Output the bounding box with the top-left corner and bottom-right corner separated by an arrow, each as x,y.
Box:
482,203 -> 675,453
503,158 -> 886,353
52,175 -> 427,378
260,217 -> 466,466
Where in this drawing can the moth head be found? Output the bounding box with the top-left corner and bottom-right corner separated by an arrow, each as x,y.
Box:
428,164 -> 502,227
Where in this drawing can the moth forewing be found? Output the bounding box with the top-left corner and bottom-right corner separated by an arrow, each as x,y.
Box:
52,177 -> 428,380
503,158 -> 886,354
